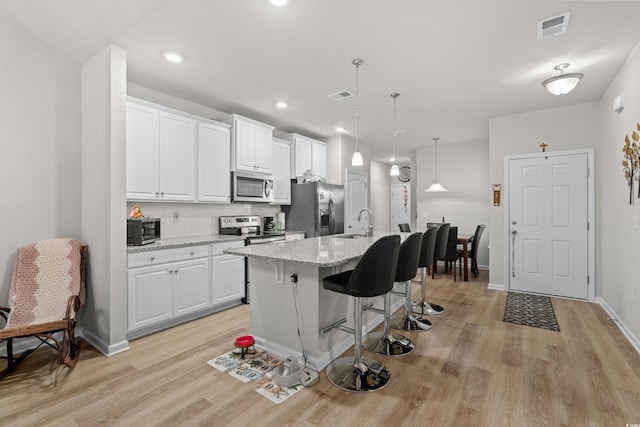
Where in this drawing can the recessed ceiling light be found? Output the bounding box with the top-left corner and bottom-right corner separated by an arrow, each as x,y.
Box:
335,127 -> 346,133
163,51 -> 184,63
275,101 -> 288,109
270,0 -> 287,6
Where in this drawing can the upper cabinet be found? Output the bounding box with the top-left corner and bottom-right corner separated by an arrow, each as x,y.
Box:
272,137 -> 292,205
224,114 -> 275,174
197,121 -> 231,203
282,133 -> 327,180
126,98 -> 231,203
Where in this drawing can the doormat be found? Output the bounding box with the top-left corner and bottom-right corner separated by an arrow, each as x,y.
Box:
207,350 -> 318,404
503,291 -> 560,331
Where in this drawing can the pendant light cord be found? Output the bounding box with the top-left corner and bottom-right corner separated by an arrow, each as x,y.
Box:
433,137 -> 440,182
355,60 -> 361,151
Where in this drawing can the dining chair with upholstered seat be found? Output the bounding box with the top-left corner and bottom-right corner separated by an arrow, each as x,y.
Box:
467,224 -> 486,277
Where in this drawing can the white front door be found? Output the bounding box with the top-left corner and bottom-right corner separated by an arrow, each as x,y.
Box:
346,169 -> 368,233
391,184 -> 411,231
508,152 -> 589,299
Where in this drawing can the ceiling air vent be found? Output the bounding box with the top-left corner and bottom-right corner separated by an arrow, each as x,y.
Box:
537,11 -> 570,40
328,90 -> 353,101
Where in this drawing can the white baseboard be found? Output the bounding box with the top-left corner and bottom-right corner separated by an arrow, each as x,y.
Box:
487,282 -> 505,291
595,297 -> 640,355
77,327 -> 130,357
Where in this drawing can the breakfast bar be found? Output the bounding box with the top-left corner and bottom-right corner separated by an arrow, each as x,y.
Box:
224,232 -> 408,370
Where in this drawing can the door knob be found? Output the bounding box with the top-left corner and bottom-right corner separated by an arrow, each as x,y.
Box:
511,229 -> 517,235
511,220 -> 517,225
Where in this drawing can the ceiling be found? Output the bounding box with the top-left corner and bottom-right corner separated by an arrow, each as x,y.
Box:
3,0 -> 640,164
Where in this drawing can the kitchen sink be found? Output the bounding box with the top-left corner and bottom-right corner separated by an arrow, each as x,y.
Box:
332,234 -> 365,239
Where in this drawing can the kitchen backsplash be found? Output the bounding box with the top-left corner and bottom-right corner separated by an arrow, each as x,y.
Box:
127,202 -> 282,239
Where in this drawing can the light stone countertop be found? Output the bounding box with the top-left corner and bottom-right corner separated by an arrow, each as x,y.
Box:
126,230 -> 307,253
223,232 -> 409,267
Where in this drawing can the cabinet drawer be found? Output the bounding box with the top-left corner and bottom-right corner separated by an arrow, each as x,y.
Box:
128,245 -> 209,268
211,240 -> 244,256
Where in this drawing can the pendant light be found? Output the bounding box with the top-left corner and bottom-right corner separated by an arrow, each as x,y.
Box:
425,137 -> 448,192
351,59 -> 364,166
541,63 -> 583,96
389,93 -> 400,176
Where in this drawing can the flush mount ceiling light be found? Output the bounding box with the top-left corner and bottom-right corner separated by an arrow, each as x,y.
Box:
275,101 -> 288,109
542,63 -> 583,96
270,0 -> 288,5
351,58 -> 364,166
163,51 -> 184,63
425,137 -> 448,192
335,126 -> 346,133
389,93 -> 400,176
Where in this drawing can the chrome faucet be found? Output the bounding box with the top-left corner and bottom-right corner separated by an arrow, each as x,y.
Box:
358,208 -> 373,237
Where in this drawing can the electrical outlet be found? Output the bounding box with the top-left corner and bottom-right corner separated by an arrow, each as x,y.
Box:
633,214 -> 639,231
422,211 -> 429,218
173,211 -> 180,224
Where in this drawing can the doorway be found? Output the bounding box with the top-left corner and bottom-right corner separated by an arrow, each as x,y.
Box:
390,183 -> 411,231
506,150 -> 594,300
346,169 -> 368,233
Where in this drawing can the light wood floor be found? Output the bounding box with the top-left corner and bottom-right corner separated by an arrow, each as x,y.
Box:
2,271 -> 640,426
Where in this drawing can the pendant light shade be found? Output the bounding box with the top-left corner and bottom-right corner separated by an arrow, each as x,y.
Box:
425,137 -> 448,192
351,59 -> 364,166
390,92 -> 400,176
542,63 -> 583,96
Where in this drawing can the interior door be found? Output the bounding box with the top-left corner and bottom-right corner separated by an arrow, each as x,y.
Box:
346,169 -> 368,233
390,184 -> 411,231
508,153 -> 589,299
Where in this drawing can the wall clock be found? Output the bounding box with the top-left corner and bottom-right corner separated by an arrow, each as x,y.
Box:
398,166 -> 411,182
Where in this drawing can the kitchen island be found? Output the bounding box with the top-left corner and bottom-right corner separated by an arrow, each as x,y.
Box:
224,232 -> 409,370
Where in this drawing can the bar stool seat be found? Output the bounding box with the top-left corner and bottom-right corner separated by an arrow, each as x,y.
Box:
412,225 -> 445,315
321,235 -> 400,392
362,232 -> 422,355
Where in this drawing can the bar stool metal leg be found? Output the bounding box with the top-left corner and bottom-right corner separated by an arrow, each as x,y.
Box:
362,293 -> 415,356
390,280 -> 432,331
412,267 -> 444,315
325,297 -> 391,392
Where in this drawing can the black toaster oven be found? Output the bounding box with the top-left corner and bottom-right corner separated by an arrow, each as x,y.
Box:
127,218 -> 161,246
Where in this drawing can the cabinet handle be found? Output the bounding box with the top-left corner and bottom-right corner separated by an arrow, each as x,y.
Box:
190,251 -> 195,256
150,256 -> 156,261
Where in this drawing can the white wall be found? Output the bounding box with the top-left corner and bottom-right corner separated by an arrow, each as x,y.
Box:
80,45 -> 129,354
488,102 -> 601,287
0,15 -> 81,301
599,41 -> 640,342
416,140 -> 490,267
370,160 -> 392,232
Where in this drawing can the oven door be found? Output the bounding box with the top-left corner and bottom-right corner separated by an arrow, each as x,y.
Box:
232,171 -> 274,203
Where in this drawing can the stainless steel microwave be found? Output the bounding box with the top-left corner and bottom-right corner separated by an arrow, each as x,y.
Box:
232,171 -> 274,203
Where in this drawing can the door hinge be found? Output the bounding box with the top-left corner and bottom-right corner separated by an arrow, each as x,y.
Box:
587,221 -> 590,231
587,167 -> 589,177
587,275 -> 590,285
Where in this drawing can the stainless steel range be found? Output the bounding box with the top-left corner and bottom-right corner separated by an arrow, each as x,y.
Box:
219,215 -> 286,303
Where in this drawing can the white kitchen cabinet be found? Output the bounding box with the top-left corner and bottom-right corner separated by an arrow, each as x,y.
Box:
197,121 -> 232,203
173,257 -> 211,317
127,245 -> 210,332
272,137 -> 292,205
211,241 -> 245,306
225,114 -> 275,173
126,99 -> 197,201
127,264 -> 173,330
282,133 -> 327,179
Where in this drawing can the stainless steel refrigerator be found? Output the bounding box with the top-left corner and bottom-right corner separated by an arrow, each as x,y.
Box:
283,182 -> 344,237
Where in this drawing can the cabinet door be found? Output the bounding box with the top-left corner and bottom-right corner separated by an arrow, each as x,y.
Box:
174,257 -> 211,317
272,139 -> 291,205
198,122 -> 231,202
128,264 -> 173,331
234,120 -> 257,171
211,254 -> 245,305
159,112 -> 196,201
254,125 -> 273,173
312,141 -> 327,179
126,103 -> 159,200
294,137 -> 312,177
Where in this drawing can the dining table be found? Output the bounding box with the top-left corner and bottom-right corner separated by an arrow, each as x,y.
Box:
457,234 -> 473,281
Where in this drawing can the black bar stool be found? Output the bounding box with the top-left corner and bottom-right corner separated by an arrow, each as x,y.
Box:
389,232 -> 432,332
362,233 -> 421,356
321,235 -> 400,392
412,225 -> 445,315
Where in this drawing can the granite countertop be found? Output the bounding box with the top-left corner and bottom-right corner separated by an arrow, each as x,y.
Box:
126,230 -> 307,253
223,232 -> 408,267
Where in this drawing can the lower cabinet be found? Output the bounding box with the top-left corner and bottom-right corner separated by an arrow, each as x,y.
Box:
127,241 -> 245,334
